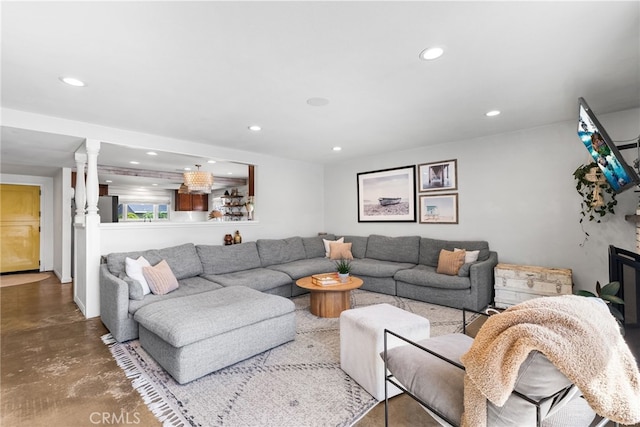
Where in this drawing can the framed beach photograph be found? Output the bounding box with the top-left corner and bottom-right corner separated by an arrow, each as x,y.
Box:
418,159 -> 457,192
419,193 -> 458,224
357,165 -> 416,222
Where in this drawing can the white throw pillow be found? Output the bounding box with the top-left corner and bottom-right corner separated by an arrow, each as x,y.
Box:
125,256 -> 152,295
454,248 -> 480,264
323,237 -> 344,258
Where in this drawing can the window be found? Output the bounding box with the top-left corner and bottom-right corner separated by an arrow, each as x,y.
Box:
118,202 -> 170,222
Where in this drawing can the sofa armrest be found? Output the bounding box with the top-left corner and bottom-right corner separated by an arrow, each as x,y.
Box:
469,251 -> 498,308
99,263 -> 130,341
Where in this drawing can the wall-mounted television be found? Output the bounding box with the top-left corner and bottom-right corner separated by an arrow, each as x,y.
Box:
577,97 -> 640,193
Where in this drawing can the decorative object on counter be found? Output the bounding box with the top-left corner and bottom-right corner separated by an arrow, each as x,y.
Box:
231,188 -> 239,197
234,230 -> 242,244
224,234 -> 233,246
178,183 -> 189,194
245,196 -> 254,220
183,165 -> 213,194
224,190 -> 230,196
208,210 -> 223,221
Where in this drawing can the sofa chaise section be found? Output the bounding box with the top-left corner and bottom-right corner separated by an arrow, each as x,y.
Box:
134,286 -> 296,384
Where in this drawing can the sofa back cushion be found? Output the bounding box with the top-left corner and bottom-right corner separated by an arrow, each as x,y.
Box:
365,234 -> 421,264
419,238 -> 490,267
196,242 -> 262,274
340,235 -> 369,259
106,243 -> 203,281
256,237 -> 306,267
302,234 -> 336,259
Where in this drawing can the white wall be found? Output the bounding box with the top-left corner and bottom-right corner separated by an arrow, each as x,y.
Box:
53,168 -> 73,282
0,173 -> 55,272
324,108 -> 640,291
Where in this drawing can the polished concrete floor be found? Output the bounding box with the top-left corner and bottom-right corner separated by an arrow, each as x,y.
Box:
1,273 -> 638,427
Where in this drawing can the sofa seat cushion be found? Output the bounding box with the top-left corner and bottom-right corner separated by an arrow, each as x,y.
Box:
365,234 -> 421,264
257,237 -> 306,267
201,268 -> 292,292
351,258 -> 416,278
128,276 -> 223,314
196,242 -> 261,275
419,238 -> 490,268
394,265 -> 471,290
267,258 -> 337,280
106,243 -> 203,280
384,333 -> 471,426
134,286 -> 295,348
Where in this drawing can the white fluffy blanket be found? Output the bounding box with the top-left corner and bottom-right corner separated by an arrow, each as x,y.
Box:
459,295 -> 640,426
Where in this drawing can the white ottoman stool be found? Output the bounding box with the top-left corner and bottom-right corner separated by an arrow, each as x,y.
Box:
339,303 -> 430,400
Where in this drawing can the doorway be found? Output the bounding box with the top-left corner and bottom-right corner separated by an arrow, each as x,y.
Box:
0,184 -> 41,273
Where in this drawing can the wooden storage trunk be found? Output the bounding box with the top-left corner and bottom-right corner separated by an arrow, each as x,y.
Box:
494,263 -> 573,309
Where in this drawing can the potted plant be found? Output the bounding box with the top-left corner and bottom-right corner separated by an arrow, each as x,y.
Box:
575,281 -> 625,334
335,258 -> 352,283
573,162 -> 617,224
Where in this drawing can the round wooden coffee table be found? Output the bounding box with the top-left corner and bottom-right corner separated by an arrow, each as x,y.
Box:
295,275 -> 363,318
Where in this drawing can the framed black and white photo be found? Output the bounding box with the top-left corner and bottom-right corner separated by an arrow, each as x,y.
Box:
419,193 -> 458,224
357,165 -> 416,222
418,159 -> 457,192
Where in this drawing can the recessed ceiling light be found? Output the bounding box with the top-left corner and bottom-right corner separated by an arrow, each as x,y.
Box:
227,172 -> 233,175
307,97 -> 330,107
333,146 -> 342,151
419,47 -> 444,61
184,167 -> 192,171
207,160 -> 216,164
146,151 -> 157,156
248,125 -> 261,131
59,76 -> 86,87
105,180 -> 113,183
152,183 -> 158,186
129,161 -> 140,165
485,110 -> 501,117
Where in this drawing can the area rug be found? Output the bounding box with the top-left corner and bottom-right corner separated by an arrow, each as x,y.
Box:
103,290 -> 471,427
0,272 -> 51,288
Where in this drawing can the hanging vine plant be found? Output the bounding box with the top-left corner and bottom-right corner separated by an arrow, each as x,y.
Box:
573,162 -> 617,224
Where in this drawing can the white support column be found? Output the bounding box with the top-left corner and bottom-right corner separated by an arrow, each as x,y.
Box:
85,139 -> 100,217
73,139 -> 102,318
74,152 -> 87,225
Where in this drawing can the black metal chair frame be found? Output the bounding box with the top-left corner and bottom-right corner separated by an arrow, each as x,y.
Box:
382,307 -> 591,427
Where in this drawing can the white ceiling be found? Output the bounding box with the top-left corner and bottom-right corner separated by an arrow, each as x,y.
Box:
1,1 -> 639,185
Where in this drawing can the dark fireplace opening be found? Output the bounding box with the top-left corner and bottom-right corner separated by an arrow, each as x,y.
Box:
609,245 -> 640,327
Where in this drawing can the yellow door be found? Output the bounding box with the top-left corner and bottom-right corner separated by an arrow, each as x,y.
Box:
0,184 -> 40,273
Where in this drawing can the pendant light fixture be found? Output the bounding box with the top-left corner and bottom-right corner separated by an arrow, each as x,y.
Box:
183,164 -> 213,194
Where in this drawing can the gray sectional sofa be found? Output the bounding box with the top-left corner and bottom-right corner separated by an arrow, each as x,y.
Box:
100,233 -> 498,344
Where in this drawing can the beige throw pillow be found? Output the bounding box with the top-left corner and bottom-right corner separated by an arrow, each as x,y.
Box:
142,260 -> 179,295
436,249 -> 466,276
323,237 -> 344,258
329,242 -> 354,260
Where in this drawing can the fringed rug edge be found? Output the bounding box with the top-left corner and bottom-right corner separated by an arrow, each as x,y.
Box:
101,333 -> 190,427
